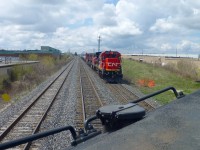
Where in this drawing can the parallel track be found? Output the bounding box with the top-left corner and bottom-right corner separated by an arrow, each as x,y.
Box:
82,57 -> 156,111
75,60 -> 103,131
0,60 -> 74,149
107,84 -> 156,111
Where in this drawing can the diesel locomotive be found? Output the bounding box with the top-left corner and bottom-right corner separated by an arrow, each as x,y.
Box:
85,51 -> 123,82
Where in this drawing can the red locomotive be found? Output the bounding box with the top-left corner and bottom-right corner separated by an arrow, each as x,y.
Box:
85,51 -> 123,82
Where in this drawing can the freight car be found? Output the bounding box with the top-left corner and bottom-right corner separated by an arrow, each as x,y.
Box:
85,53 -> 93,66
86,51 -> 123,82
91,52 -> 101,70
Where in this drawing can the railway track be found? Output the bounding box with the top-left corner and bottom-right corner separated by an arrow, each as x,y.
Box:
107,84 -> 156,111
75,60 -> 104,131
0,60 -> 74,149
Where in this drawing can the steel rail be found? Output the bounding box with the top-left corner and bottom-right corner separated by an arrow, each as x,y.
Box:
77,60 -> 103,131
0,60 -> 74,142
23,61 -> 75,150
0,126 -> 77,149
109,84 -> 129,102
82,64 -> 103,107
79,63 -> 86,123
108,83 -> 156,110
122,84 -> 156,109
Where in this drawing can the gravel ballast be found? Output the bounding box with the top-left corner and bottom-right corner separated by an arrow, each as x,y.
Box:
0,57 -> 160,149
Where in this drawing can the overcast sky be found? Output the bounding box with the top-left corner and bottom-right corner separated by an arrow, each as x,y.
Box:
0,0 -> 200,55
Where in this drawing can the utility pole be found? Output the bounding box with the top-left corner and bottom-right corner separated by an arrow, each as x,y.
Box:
98,35 -> 101,52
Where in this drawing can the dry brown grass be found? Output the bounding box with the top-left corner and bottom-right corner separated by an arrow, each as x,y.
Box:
176,59 -> 198,79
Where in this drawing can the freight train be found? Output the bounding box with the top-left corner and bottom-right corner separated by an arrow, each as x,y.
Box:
85,51 -> 123,82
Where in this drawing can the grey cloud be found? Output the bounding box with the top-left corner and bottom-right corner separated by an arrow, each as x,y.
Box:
1,0 -> 200,54
28,0 -> 66,5
94,4 -> 117,27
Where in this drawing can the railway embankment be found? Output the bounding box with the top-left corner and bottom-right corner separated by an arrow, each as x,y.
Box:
0,54 -> 71,111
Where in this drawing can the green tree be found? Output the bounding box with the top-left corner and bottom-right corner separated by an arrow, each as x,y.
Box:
28,54 -> 38,61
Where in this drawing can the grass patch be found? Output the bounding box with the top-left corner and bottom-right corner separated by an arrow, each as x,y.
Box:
122,59 -> 200,104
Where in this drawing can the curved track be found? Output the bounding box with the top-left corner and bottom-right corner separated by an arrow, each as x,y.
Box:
0,60 -> 74,149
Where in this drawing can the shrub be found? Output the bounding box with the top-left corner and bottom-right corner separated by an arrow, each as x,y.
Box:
2,79 -> 11,91
28,54 -> 38,61
7,69 -> 17,82
164,62 -> 178,73
0,54 -> 70,99
177,59 -> 198,79
163,59 -> 198,80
